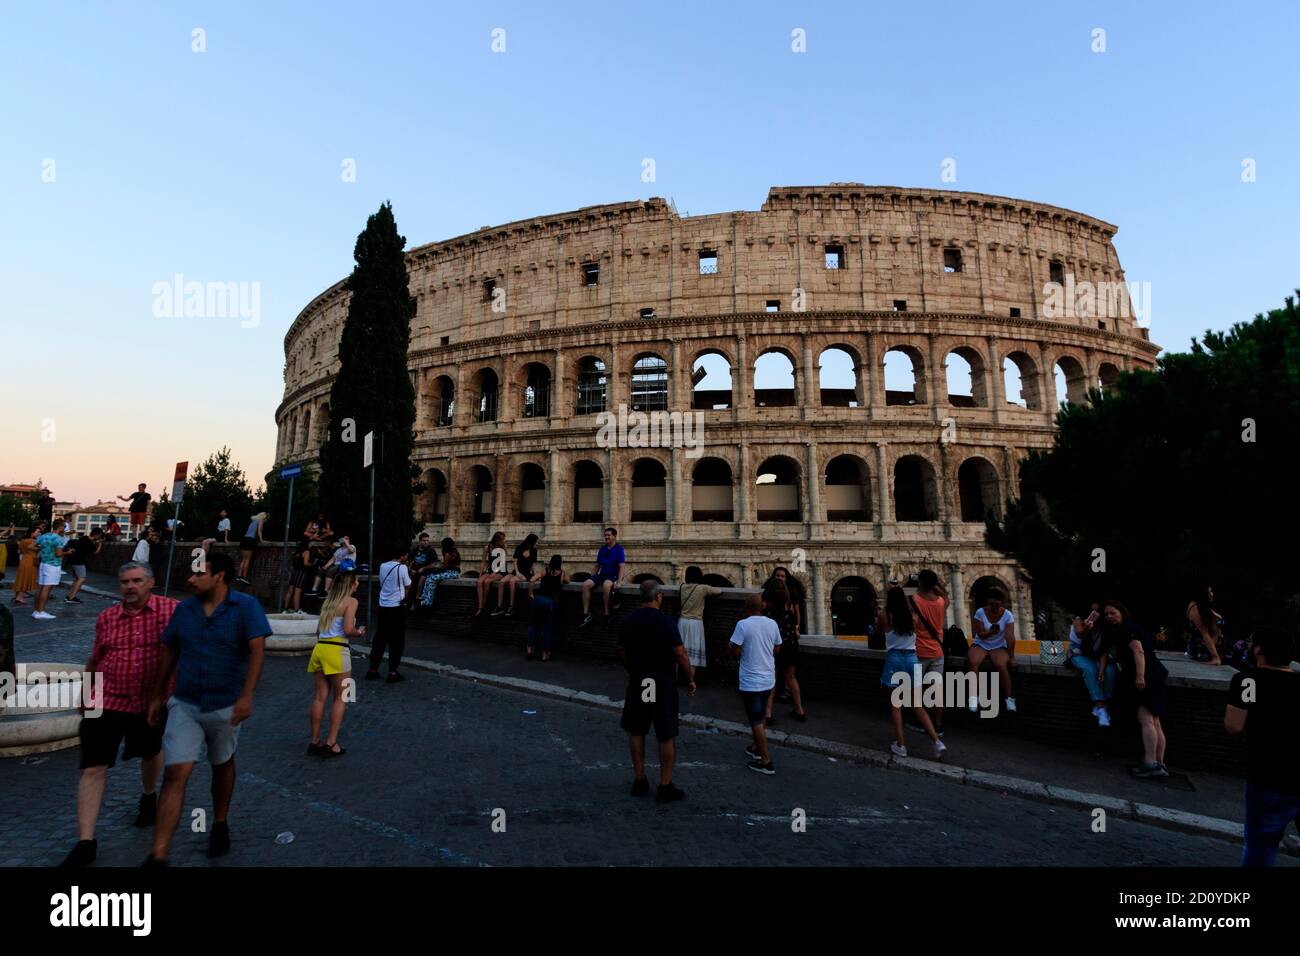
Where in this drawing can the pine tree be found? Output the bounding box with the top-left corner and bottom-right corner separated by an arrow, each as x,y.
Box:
317,202 -> 418,562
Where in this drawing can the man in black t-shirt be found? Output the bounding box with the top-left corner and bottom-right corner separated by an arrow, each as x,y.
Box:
1225,626 -> 1300,867
117,484 -> 151,540
617,580 -> 695,804
63,531 -> 101,603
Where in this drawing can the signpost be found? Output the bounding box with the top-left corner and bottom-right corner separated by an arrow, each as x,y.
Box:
364,431 -> 378,630
162,461 -> 188,597
275,463 -> 303,612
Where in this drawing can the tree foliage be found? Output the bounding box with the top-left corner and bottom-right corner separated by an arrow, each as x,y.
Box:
254,467 -> 319,544
317,202 -> 422,561
987,293 -> 1300,637
175,446 -> 254,540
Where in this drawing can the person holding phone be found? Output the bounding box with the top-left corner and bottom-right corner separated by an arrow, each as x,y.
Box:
968,588 -> 1017,714
1068,603 -> 1114,726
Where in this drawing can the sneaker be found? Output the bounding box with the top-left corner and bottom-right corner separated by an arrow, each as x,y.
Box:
936,728 -> 945,738
967,696 -> 979,713
1130,762 -> 1169,779
579,614 -> 593,628
630,777 -> 650,797
655,783 -> 686,804
32,611 -> 55,620
747,759 -> 775,775
890,742 -> 908,758
134,792 -> 157,828
58,839 -> 97,868
1096,708 -> 1111,728
64,597 -> 82,604
490,607 -> 508,617
745,744 -> 762,760
933,739 -> 947,760
207,821 -> 231,858
1005,697 -> 1018,713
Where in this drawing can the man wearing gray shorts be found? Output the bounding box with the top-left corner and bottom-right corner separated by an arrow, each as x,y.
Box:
144,552 -> 270,865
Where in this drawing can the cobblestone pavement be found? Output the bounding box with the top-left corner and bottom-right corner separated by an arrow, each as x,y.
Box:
0,588 -> 1270,866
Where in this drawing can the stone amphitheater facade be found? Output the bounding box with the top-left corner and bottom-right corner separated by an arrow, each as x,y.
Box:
276,185 -> 1159,635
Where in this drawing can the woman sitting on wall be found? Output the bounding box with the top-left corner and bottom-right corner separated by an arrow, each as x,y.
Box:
474,532 -> 507,617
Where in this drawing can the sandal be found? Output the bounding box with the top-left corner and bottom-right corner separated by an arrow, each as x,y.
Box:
323,743 -> 346,757
306,742 -> 325,756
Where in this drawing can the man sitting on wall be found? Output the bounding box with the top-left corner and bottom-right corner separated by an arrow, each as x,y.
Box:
580,527 -> 625,627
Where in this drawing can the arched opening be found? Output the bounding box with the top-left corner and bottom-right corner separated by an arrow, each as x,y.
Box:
469,465 -> 494,523
1002,352 -> 1040,410
1054,356 -> 1087,407
632,572 -> 664,585
473,368 -> 500,422
755,456 -> 801,521
701,573 -> 733,588
969,575 -> 1015,619
819,347 -> 860,407
691,457 -> 734,521
575,357 -> 607,415
946,347 -> 987,408
630,353 -> 669,412
884,347 -> 925,405
893,455 -> 938,521
1097,362 -> 1120,395
517,463 -> 546,522
831,576 -> 878,639
957,457 -> 1000,522
423,468 -> 448,522
572,460 -> 603,522
691,351 -> 733,410
521,363 -> 551,418
754,349 -> 796,407
825,455 -> 871,521
300,409 -> 311,451
630,457 -> 667,522
434,375 -> 455,426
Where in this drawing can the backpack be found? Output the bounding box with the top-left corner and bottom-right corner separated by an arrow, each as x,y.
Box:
943,625 -> 969,658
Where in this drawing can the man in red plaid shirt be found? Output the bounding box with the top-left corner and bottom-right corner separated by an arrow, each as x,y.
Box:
59,560 -> 178,868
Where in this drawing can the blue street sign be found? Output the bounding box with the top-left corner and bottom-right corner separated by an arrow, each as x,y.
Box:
280,464 -> 303,480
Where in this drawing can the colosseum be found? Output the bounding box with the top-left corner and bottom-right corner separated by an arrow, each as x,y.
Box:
276,184 -> 1159,636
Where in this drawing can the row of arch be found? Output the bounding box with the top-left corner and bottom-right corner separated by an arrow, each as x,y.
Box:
420,453 -> 1003,525
419,347 -> 1121,429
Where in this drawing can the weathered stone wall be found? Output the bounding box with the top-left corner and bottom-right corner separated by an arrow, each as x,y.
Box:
274,185 -> 1161,634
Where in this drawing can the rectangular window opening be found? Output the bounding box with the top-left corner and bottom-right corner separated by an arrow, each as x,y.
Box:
1009,307 -> 1021,318
892,299 -> 907,312
639,307 -> 656,319
825,244 -> 844,270
1049,260 -> 1065,285
482,278 -> 496,302
699,251 -> 718,275
582,262 -> 600,286
943,248 -> 963,273
765,300 -> 780,313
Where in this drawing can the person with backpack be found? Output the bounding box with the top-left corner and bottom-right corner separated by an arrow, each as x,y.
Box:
526,555 -> 567,662
910,569 -> 948,738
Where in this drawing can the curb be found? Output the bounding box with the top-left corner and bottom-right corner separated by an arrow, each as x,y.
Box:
355,644 -> 1262,851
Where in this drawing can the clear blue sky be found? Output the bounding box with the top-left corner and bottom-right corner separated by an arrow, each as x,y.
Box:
2,1 -> 1296,505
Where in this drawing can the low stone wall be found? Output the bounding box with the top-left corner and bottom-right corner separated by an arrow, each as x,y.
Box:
416,578 -> 1247,775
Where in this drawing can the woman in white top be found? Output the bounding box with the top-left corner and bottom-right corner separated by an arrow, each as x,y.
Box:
878,586 -> 944,759
968,587 -> 1017,713
306,571 -> 365,757
237,512 -> 267,584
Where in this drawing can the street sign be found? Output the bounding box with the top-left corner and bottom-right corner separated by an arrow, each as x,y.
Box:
363,431 -> 374,469
171,461 -> 188,503
280,463 -> 303,480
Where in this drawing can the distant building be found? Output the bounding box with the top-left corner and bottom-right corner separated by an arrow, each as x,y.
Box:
0,483 -> 49,522
71,500 -> 138,536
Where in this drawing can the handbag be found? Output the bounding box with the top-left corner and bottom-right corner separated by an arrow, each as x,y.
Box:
1039,637 -> 1068,665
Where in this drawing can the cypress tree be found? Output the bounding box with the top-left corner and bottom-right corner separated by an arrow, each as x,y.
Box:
317,202 -> 418,563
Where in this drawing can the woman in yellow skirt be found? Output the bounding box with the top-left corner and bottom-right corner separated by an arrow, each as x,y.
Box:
11,529 -> 39,605
306,571 -> 364,757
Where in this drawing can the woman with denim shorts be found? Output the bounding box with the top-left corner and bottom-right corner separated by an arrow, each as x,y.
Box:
878,586 -> 945,759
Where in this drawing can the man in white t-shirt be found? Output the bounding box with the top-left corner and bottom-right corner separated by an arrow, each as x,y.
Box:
729,592 -> 783,775
366,547 -> 412,683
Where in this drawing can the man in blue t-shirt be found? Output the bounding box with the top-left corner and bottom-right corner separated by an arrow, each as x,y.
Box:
144,552 -> 270,865
580,527 -> 625,627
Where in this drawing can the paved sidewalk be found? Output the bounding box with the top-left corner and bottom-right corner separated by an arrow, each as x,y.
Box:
397,618 -> 1253,829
